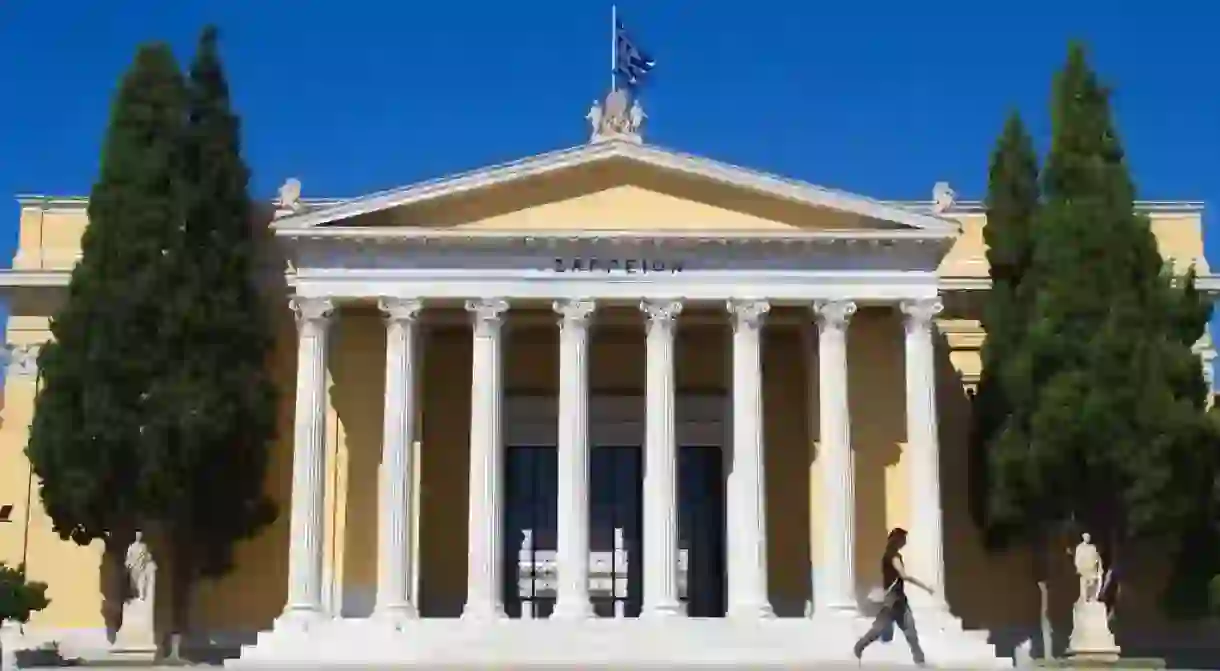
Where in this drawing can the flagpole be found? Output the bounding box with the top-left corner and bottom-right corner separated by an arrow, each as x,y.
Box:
610,4 -> 617,92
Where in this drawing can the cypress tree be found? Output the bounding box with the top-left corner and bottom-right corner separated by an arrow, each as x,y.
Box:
969,111 -> 1040,539
1159,269 -> 1220,618
26,43 -> 186,575
143,25 -> 278,639
1022,43 -> 1215,609
968,111 -> 1054,653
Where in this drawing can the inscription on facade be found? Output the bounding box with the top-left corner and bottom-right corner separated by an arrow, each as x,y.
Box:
551,258 -> 686,274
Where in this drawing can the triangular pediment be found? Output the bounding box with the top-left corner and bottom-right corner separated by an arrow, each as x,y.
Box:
273,141 -> 959,236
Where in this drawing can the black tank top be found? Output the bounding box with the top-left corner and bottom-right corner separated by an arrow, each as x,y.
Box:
882,550 -> 906,601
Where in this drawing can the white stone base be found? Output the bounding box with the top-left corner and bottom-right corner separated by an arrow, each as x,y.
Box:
1067,602 -> 1121,663
109,599 -> 158,662
227,616 -> 1012,668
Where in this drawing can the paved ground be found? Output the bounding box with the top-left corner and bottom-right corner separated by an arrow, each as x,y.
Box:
59,665 -> 1191,671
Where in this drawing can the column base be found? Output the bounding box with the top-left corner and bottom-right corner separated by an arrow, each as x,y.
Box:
460,603 -> 507,622
551,599 -> 596,620
641,601 -> 684,619
370,604 -> 418,631
727,603 -> 776,620
273,605 -> 328,634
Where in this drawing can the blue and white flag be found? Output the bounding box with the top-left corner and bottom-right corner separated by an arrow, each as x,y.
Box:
615,19 -> 655,87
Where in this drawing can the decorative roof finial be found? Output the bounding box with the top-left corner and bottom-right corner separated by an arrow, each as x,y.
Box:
931,181 -> 956,213
588,88 -> 645,144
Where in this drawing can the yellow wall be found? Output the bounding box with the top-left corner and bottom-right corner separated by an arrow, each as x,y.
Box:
1,178 -> 1208,646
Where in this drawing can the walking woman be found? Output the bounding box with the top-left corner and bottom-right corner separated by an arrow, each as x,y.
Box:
853,527 -> 931,666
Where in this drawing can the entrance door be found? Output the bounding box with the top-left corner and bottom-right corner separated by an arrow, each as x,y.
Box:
503,443 -> 727,619
504,445 -> 557,619
590,445 -> 643,617
679,445 -> 727,617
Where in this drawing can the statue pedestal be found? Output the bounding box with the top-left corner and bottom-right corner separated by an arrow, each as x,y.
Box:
110,597 -> 158,662
1067,601 -> 1120,663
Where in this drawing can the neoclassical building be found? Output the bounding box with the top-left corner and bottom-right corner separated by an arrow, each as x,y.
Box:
0,111 -> 1214,667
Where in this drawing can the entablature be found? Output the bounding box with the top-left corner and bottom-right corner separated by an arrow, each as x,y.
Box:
282,228 -> 953,276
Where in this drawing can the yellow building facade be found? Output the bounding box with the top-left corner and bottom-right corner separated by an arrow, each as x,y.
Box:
0,130 -> 1214,666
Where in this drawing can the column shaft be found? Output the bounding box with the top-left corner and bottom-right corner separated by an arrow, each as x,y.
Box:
373,298 -> 423,625
900,298 -> 947,612
814,300 -> 858,615
279,297 -> 334,629
462,298 -> 510,620
553,299 -> 596,619
726,300 -> 774,619
640,299 -> 683,618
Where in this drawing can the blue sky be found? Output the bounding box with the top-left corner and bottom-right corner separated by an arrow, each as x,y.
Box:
0,2 -> 1215,300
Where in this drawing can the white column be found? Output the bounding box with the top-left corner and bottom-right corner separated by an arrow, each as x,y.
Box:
278,297 -> 334,630
813,299 -> 858,615
900,297 -> 948,612
725,299 -> 774,619
553,299 -> 597,619
372,298 -> 423,627
462,298 -> 510,621
640,299 -> 684,618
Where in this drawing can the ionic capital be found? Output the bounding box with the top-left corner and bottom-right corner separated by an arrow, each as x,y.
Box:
379,297 -> 424,324
5,343 -> 44,379
727,299 -> 770,331
640,299 -> 684,326
813,300 -> 857,331
466,298 -> 510,335
900,298 -> 944,331
554,299 -> 597,329
290,297 -> 335,330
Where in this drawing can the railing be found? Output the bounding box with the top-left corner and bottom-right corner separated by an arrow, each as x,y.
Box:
517,527 -> 689,618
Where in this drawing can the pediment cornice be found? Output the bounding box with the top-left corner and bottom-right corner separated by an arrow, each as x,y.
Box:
282,227 -> 954,278
270,140 -> 962,236
280,225 -> 949,243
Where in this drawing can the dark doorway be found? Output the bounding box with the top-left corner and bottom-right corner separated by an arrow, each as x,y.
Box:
503,443 -> 726,619
503,445 -> 557,619
591,445 -> 643,617
679,445 -> 727,617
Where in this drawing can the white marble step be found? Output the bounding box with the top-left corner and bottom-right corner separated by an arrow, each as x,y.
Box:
231,617 -> 1012,668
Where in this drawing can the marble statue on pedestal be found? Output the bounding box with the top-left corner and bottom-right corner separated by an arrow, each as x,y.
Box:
110,531 -> 158,661
1066,532 -> 1120,662
588,88 -> 646,144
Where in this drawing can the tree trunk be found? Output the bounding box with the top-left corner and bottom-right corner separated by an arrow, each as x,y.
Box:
167,534 -> 195,663
1106,529 -> 1122,624
101,529 -> 134,643
1032,527 -> 1053,659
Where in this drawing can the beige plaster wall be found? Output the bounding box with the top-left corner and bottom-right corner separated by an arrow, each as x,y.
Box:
0,181 -> 1206,643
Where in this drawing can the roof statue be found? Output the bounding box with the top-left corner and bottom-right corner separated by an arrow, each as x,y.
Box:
276,178 -> 308,215
931,181 -> 956,213
588,88 -> 646,144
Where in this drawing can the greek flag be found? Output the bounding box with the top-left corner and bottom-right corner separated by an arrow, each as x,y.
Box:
615,20 -> 655,87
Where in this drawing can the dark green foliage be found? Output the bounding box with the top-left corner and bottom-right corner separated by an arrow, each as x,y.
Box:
143,25 -> 278,632
26,43 -> 187,547
1019,42 -> 1216,565
1159,270 -> 1220,619
1162,517 -> 1220,618
969,112 -> 1041,543
0,563 -> 50,624
25,29 -> 278,635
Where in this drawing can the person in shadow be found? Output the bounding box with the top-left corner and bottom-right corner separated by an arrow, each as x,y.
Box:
853,527 -> 933,667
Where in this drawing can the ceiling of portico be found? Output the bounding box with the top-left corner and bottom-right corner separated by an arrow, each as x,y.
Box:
274,141 -> 960,238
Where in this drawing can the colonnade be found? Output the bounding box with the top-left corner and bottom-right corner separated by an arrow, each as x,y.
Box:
273,296 -> 947,630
